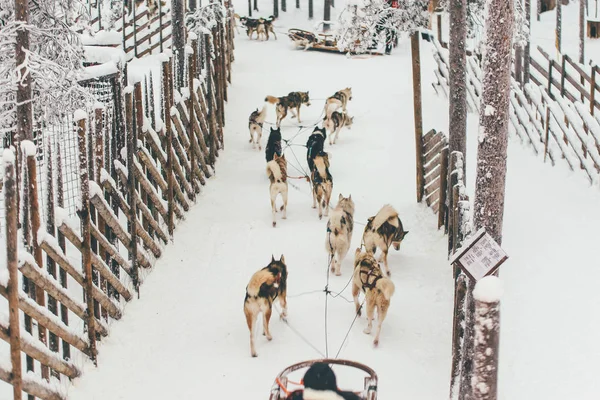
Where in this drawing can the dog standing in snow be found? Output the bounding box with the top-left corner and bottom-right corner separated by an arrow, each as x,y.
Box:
326,194 -> 355,276
249,105 -> 267,150
306,127 -> 332,219
352,249 -> 395,347
323,87 -> 352,119
266,153 -> 288,227
265,127 -> 282,162
265,92 -> 311,127
244,255 -> 288,357
323,110 -> 354,145
362,204 -> 409,276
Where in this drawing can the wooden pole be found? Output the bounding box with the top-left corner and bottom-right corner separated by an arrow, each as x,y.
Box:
162,58 -> 175,237
555,0 -> 562,53
591,67 -> 596,116
296,0 -> 299,8
93,106 -> 108,322
4,149 -> 23,400
54,141 -> 70,360
273,0 -> 279,18
579,0 -> 585,64
248,0 -> 252,16
309,0 -> 313,19
471,277 -> 503,400
411,32 -> 424,202
44,137 -> 60,378
25,144 -> 50,381
75,112 -> 98,365
524,0 -> 531,84
172,0 -> 186,90
323,0 -> 331,31
282,0 -> 286,12
560,55 -> 567,97
438,147 -> 449,229
125,88 -> 140,295
189,39 -> 199,196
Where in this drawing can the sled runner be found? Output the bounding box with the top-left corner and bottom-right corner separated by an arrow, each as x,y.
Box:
288,28 -> 341,53
268,359 -> 378,400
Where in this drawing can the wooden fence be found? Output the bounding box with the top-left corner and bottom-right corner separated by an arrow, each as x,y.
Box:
432,37 -> 600,185
0,11 -> 235,400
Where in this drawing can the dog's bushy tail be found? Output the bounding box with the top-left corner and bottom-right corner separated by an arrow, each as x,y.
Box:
265,95 -> 279,104
372,204 -> 399,230
376,278 -> 395,300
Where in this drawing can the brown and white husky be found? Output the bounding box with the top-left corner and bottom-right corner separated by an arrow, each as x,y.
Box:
244,255 -> 288,357
352,249 -> 395,346
323,87 -> 352,118
249,105 -> 267,150
323,110 -> 354,145
266,154 -> 288,227
326,194 -> 355,276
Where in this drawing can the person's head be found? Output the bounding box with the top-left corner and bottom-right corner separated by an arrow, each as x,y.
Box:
302,363 -> 337,392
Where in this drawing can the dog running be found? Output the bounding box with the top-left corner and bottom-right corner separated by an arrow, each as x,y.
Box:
323,110 -> 354,145
244,255 -> 288,357
266,153 -> 288,227
265,91 -> 311,127
265,127 -> 282,162
326,194 -> 355,276
352,248 -> 395,347
323,87 -> 353,119
249,105 -> 267,150
362,204 -> 409,276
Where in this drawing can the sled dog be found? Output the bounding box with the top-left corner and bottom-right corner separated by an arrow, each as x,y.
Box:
323,87 -> 352,118
352,249 -> 395,346
265,127 -> 282,162
249,105 -> 267,150
326,194 -> 355,276
362,204 -> 409,276
266,154 -> 288,227
323,110 -> 354,145
306,127 -> 332,219
239,16 -> 260,39
256,16 -> 277,40
265,91 -> 311,127
244,255 -> 288,357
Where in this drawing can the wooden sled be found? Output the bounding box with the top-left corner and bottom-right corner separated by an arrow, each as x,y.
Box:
288,28 -> 341,53
268,359 -> 378,400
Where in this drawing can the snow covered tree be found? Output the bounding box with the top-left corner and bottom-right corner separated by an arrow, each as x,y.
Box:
0,0 -> 91,142
335,0 -> 428,55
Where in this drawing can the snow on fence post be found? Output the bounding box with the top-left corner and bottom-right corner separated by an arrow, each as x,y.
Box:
411,32 -> 424,203
188,41 -> 199,197
75,110 -> 98,365
4,149 -> 23,400
471,276 -> 503,400
54,141 -> 71,361
23,139 -> 51,381
162,55 -> 176,237
124,87 -> 140,295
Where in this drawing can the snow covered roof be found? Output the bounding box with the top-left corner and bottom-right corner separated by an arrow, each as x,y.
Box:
588,1 -> 600,22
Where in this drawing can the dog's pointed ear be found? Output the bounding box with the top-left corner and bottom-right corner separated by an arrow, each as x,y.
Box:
349,194 -> 352,200
280,254 -> 285,264
271,254 -> 275,262
404,231 -> 409,236
339,193 -> 343,201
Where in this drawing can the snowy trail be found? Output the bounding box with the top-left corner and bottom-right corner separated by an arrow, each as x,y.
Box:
68,9 -> 453,400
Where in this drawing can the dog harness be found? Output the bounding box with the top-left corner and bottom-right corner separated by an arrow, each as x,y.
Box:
359,264 -> 382,290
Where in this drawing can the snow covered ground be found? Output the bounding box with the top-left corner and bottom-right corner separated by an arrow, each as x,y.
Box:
2,1 -> 600,399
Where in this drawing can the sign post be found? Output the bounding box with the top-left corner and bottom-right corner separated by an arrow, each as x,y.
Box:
451,228 -> 508,282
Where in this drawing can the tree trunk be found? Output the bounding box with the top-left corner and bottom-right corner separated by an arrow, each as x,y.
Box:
274,0 -> 279,18
472,279 -> 502,400
15,0 -> 33,144
537,0 -> 541,20
248,0 -> 252,16
309,0 -> 314,19
324,0 -> 331,31
524,0 -> 531,83
579,0 -> 585,64
556,0 -> 562,53
172,0 -> 186,90
411,33 -> 424,203
254,0 -> 258,11
282,0 -> 286,12
448,0 -> 468,176
296,0 -> 300,8
462,1 -> 514,398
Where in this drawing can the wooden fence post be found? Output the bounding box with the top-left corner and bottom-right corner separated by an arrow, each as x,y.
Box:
544,106 -> 551,163
125,88 -> 140,295
188,38 -> 200,196
44,137 -> 60,377
75,111 -> 98,365
24,140 -> 50,381
4,148 -> 23,400
94,105 -> 109,322
591,66 -> 596,117
162,56 -> 175,237
438,147 -> 449,229
471,277 -> 503,400
560,56 -> 567,98
547,59 -> 554,99
411,32 -> 424,203
54,140 -> 71,360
